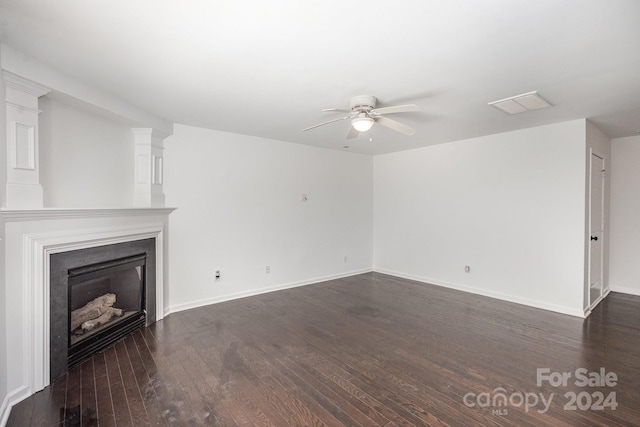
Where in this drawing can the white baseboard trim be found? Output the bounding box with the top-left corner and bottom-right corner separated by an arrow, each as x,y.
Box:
166,268 -> 373,315
610,286 -> 640,297
1,385 -> 31,427
374,268 -> 586,318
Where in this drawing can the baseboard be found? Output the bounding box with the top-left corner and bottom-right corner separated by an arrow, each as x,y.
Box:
610,286 -> 640,297
0,385 -> 31,427
374,268 -> 586,318
166,268 -> 373,315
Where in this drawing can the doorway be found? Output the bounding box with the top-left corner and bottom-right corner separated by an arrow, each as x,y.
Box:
588,152 -> 605,309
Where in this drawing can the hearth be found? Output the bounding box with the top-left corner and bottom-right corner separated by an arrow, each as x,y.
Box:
49,238 -> 156,381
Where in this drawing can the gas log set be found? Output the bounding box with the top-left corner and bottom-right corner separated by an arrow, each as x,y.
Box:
70,293 -> 126,336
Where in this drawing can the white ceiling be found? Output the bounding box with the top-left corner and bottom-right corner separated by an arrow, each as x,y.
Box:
1,0 -> 639,155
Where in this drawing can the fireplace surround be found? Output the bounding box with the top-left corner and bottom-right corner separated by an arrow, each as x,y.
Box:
0,207 -> 173,409
49,238 -> 156,380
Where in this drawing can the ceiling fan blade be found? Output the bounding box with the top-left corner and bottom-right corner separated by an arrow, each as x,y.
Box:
322,108 -> 352,113
346,125 -> 359,139
371,104 -> 420,115
301,116 -> 349,132
376,116 -> 415,136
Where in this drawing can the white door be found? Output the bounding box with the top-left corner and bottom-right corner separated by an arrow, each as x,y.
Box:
588,153 -> 605,307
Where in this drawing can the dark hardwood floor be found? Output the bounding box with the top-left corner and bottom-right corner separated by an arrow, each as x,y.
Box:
7,272 -> 640,426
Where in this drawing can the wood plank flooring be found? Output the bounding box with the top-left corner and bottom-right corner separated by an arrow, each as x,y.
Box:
7,272 -> 640,426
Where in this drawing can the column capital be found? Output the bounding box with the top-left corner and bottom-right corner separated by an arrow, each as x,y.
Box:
132,127 -> 170,143
3,70 -> 51,98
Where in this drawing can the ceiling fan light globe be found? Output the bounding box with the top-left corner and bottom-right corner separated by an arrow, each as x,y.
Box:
352,117 -> 374,132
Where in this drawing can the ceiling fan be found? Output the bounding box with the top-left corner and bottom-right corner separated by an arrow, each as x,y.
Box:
302,95 -> 420,139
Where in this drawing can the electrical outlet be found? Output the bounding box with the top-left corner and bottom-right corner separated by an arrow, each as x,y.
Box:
464,266 -> 471,273
215,270 -> 221,281
266,265 -> 271,273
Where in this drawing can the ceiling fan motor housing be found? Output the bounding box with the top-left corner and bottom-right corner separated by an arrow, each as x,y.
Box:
350,95 -> 377,112
301,94 -> 417,137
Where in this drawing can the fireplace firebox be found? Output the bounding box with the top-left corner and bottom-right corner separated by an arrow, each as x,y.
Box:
50,238 -> 156,381
68,254 -> 147,367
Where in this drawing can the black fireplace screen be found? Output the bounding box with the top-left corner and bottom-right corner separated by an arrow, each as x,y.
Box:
67,254 -> 147,368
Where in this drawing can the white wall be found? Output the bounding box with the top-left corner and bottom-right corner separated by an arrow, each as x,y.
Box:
164,124 -> 373,312
374,120 -> 587,316
609,135 -> 640,296
39,96 -> 135,207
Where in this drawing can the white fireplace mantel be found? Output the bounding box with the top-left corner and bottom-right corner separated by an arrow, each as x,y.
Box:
0,206 -> 175,412
1,207 -> 176,222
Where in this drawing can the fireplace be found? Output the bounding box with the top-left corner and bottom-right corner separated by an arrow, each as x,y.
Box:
49,238 -> 156,381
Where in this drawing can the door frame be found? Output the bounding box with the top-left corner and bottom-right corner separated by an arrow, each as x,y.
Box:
586,149 -> 608,312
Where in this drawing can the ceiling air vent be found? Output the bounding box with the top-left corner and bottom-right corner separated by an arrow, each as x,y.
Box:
488,91 -> 551,114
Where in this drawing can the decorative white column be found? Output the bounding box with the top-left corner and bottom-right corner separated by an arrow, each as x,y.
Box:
133,128 -> 167,207
3,71 -> 51,208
